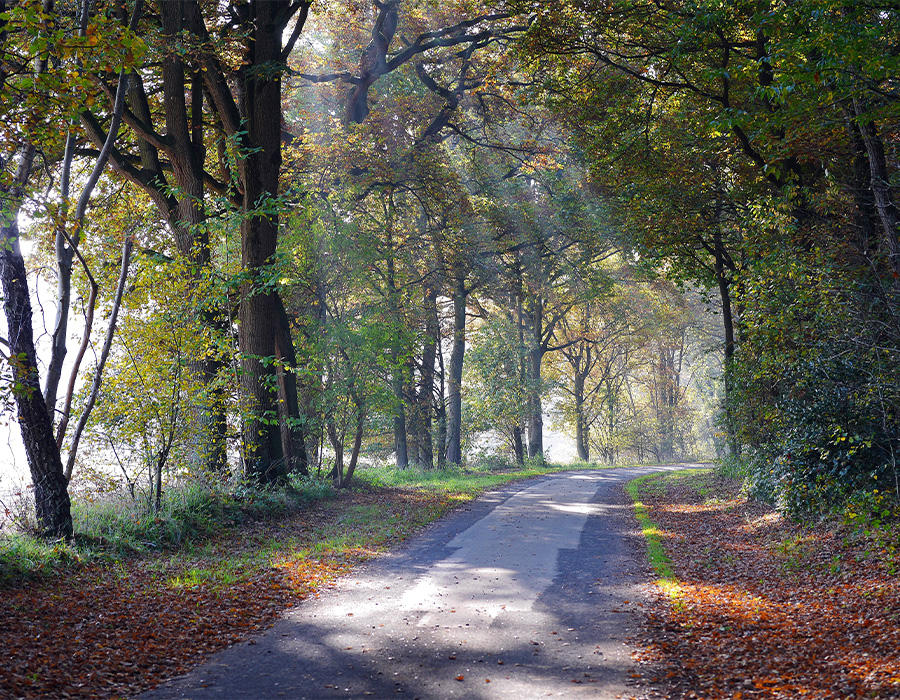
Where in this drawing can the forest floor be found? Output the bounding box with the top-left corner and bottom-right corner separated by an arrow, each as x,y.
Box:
2,468 -> 899,699
629,470 -> 900,699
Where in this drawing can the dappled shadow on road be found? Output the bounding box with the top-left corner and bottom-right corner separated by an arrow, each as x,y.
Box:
140,468 -> 661,700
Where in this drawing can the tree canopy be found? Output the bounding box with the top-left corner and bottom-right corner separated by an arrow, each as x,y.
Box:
2,0 -> 898,535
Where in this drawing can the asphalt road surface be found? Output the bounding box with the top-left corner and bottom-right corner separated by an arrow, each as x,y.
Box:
140,466 -> 691,700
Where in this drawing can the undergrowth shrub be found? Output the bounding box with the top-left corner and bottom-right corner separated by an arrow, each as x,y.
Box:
0,475 -> 338,580
715,453 -> 749,479
732,347 -> 900,517
0,535 -> 86,585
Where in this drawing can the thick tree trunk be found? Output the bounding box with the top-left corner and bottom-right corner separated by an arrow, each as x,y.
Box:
274,296 -> 309,475
854,101 -> 900,279
1,166 -> 73,539
512,425 -> 524,464
435,343 -> 447,469
414,285 -> 438,468
237,0 -> 288,484
392,368 -> 409,468
405,355 -> 421,465
160,0 -> 228,474
385,238 -> 408,469
445,275 -> 466,465
713,229 -> 740,457
845,112 -> 881,255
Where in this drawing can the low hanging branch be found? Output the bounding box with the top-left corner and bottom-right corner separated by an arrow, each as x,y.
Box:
63,235 -> 134,481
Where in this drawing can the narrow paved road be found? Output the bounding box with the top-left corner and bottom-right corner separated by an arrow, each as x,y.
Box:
140,466 -> 690,700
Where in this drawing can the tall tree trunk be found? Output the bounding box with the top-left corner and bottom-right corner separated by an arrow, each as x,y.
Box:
574,370 -> 588,461
436,342 -> 447,469
274,296 -> 309,475
385,233 -> 408,469
160,0 -> 228,474
514,280 -> 527,465
341,392 -> 365,488
512,425 -> 525,464
415,285 -> 438,468
445,275 -> 466,465
713,228 -> 740,458
0,148 -> 73,539
854,101 -> 900,280
526,295 -> 544,459
392,366 -> 409,468
845,110 -> 881,255
43,134 -> 76,414
237,0 -> 288,483
405,354 -> 421,465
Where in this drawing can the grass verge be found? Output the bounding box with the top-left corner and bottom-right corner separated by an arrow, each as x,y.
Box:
0,458 -> 605,586
625,469 -> 711,601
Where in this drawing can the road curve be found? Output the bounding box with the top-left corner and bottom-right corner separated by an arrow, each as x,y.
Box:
139,465 -> 692,700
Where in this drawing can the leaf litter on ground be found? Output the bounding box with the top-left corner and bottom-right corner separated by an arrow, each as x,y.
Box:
628,471 -> 900,700
0,486 -> 451,699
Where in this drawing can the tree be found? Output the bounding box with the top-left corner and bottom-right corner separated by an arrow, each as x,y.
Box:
1,144 -> 73,538
517,0 -> 900,506
465,312 -> 530,462
70,0 -> 315,482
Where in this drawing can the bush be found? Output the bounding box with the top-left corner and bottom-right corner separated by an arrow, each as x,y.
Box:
0,475 -> 340,582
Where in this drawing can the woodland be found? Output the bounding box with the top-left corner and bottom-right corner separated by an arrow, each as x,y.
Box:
1,0 -> 899,542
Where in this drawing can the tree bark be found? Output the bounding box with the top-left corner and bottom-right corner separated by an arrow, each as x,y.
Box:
853,101 -> 900,280
445,275 -> 466,465
436,341 -> 447,469
236,0 -> 289,483
43,134 -> 76,414
385,231 -> 408,468
392,366 -> 409,468
340,392 -> 365,488
845,111 -> 880,255
414,285 -> 438,468
274,296 -> 309,475
574,370 -> 589,461
512,425 -> 524,464
526,295 -> 544,459
167,3 -> 229,475
713,227 -> 740,457
0,147 -> 73,538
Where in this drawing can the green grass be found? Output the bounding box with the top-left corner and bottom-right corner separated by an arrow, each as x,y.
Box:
355,457 -> 632,496
70,478 -> 335,554
1,457 -> 651,586
0,534 -> 89,585
0,476 -> 338,584
626,472 -> 684,602
625,468 -> 714,603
